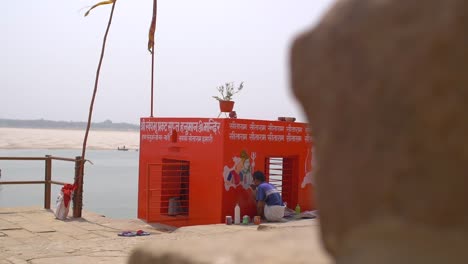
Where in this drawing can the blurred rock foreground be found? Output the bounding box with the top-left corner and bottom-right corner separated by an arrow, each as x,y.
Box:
291,0 -> 468,263
128,219 -> 331,264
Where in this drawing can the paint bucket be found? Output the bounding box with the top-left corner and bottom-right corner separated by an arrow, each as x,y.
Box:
242,215 -> 250,225
254,216 -> 261,225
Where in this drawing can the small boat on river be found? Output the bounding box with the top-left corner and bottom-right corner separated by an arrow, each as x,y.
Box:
117,146 -> 129,151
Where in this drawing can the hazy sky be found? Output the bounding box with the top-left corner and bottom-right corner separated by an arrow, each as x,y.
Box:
2,0 -> 335,124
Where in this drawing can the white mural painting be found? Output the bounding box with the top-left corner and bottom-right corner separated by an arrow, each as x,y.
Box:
301,147 -> 315,188
223,150 -> 255,191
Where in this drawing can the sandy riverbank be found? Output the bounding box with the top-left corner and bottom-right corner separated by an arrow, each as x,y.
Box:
0,128 -> 139,150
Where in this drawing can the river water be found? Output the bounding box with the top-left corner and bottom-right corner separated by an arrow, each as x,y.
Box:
0,149 -> 139,219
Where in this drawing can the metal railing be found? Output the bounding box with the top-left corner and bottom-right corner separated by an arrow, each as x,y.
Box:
0,155 -> 84,217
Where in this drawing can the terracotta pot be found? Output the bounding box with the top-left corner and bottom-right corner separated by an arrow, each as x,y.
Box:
219,100 -> 235,112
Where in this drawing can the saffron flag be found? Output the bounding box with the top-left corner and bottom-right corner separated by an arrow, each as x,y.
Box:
84,0 -> 115,17
148,0 -> 157,54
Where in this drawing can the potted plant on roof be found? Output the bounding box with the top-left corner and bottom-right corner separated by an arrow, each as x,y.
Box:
212,81 -> 244,113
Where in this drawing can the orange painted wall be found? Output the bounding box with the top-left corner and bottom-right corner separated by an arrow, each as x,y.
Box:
138,117 -> 225,226
221,119 -> 315,220
138,117 -> 315,227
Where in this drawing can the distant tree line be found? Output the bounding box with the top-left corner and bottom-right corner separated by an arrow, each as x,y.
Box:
0,118 -> 139,131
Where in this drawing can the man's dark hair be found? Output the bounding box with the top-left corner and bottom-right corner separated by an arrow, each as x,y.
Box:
253,170 -> 266,182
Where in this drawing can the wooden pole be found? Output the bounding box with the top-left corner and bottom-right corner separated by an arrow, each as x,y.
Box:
78,0 -> 117,218
73,156 -> 84,218
44,155 -> 52,209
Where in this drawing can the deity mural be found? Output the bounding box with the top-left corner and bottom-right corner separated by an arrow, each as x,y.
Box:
223,150 -> 256,190
301,147 -> 315,188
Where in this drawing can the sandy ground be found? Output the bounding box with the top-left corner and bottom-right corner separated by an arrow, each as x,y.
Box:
0,128 -> 139,150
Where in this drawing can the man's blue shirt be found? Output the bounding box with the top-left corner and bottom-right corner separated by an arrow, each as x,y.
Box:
256,182 -> 283,206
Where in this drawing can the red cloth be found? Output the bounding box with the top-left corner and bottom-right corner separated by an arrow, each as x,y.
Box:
62,184 -> 76,208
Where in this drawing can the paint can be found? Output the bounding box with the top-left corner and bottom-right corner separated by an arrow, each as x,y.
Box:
242,215 -> 250,225
226,216 -> 233,225
254,216 -> 261,225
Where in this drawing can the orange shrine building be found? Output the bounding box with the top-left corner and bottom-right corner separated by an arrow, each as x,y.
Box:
137,117 -> 315,227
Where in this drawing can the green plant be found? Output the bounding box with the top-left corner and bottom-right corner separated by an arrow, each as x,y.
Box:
212,81 -> 244,101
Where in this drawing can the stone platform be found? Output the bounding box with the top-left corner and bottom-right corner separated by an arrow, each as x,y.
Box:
0,207 -> 331,264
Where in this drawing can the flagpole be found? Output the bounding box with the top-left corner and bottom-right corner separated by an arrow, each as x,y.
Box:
149,0 -> 157,117
151,48 -> 154,117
